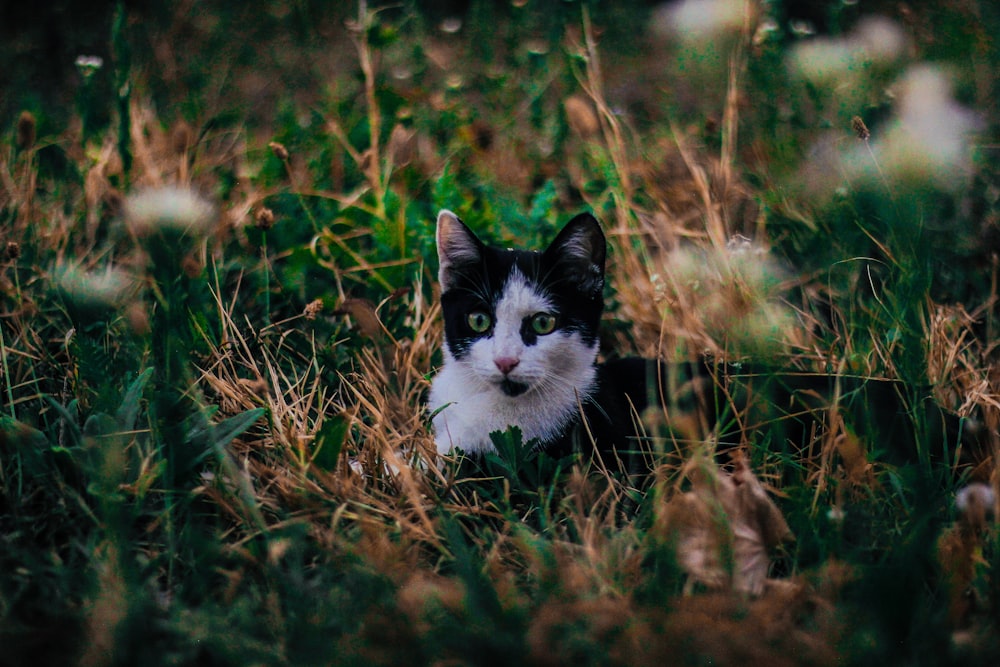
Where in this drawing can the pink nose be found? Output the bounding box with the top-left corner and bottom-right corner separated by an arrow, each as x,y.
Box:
494,357 -> 519,375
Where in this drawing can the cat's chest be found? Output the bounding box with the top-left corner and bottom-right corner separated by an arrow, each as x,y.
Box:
428,361 -> 597,455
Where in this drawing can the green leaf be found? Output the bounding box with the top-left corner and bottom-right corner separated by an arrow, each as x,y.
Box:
83,412 -> 118,439
44,397 -> 83,449
211,408 -> 266,450
527,179 -> 558,223
313,414 -> 349,471
115,367 -> 154,432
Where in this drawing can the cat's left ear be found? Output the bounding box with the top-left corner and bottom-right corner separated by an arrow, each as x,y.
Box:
436,209 -> 484,293
544,213 -> 606,297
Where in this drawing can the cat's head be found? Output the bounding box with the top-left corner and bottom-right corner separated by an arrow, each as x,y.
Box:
436,209 -> 605,398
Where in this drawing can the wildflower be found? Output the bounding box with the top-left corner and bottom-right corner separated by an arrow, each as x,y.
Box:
955,483 -> 995,529
938,482 -> 996,627
5,241 -> 20,260
654,0 -> 745,39
524,38 -> 549,56
75,55 -> 104,79
439,17 -> 462,34
752,18 -> 779,47
124,187 -> 216,238
55,265 -> 132,308
788,17 -> 906,84
658,241 -> 794,357
876,65 -> 980,187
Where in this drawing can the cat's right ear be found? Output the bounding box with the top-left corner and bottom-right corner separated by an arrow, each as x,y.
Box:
436,210 -> 483,292
544,212 -> 606,298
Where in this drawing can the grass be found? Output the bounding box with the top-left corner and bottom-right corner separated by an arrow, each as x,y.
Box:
1,1 -> 1000,665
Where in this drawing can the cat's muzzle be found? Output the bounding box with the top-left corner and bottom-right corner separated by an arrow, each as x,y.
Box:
500,379 -> 529,397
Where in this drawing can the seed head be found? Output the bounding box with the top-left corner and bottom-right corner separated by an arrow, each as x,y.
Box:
181,254 -> 203,278
16,111 -> 36,151
269,141 -> 289,161
125,302 -> 151,336
254,207 -> 276,230
5,242 -> 21,260
851,115 -> 871,141
304,299 -> 324,320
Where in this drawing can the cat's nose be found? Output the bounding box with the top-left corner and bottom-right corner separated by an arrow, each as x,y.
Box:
494,357 -> 519,375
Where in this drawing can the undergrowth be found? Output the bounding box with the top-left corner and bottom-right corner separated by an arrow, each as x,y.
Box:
2,1 -> 1000,665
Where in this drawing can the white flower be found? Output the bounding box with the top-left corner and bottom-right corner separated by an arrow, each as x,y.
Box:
124,187 -> 216,238
74,55 -> 104,78
875,65 -> 980,187
788,16 -> 907,85
55,265 -> 133,308
653,0 -> 746,39
955,483 -> 995,515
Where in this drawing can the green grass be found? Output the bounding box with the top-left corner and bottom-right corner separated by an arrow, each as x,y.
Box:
2,1 -> 1000,665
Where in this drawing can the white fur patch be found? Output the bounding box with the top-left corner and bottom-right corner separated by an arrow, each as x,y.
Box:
428,270 -> 599,455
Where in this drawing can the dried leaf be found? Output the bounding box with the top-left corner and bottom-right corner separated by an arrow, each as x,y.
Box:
661,453 -> 793,595
387,124 -> 417,166
829,412 -> 874,487
564,94 -> 600,137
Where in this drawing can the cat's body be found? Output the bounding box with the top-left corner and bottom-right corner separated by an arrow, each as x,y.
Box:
428,210 -> 979,467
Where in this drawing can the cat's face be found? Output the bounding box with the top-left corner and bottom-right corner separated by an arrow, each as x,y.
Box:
436,210 -> 605,399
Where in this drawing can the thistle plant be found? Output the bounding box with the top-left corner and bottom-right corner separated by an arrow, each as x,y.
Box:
123,187 -> 266,580
125,187 -> 215,484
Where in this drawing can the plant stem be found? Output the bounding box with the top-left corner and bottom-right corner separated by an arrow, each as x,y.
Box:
0,319 -> 16,420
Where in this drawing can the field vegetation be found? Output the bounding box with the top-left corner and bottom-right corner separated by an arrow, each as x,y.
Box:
2,1 -> 1000,664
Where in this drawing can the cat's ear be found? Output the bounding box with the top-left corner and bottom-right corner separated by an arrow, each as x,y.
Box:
436,209 -> 484,292
544,212 -> 606,297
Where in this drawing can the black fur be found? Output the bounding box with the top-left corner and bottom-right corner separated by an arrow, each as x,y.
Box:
548,358 -> 980,471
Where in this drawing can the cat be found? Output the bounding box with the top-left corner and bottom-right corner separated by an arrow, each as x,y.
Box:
428,209 -> 735,463
428,209 -> 609,456
427,210 -> 982,468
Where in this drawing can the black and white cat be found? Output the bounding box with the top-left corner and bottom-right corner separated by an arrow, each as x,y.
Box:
428,209 -> 659,459
428,209 -> 981,466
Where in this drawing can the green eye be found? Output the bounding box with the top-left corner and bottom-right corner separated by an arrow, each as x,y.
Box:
531,312 -> 557,335
467,311 -> 492,333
